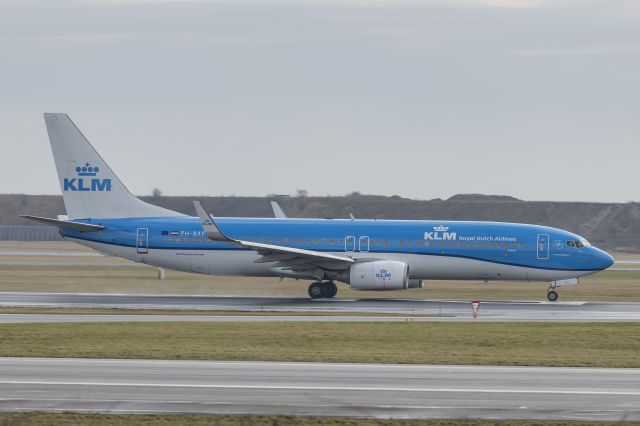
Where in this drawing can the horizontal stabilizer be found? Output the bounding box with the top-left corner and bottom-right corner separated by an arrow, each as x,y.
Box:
20,215 -> 104,232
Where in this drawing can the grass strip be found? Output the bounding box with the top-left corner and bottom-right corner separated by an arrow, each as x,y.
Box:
0,412 -> 637,426
0,322 -> 638,367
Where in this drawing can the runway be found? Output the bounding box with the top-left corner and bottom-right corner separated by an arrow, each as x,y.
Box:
0,358 -> 638,420
2,292 -> 640,321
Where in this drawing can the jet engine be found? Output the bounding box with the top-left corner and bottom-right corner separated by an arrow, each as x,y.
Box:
337,261 -> 409,291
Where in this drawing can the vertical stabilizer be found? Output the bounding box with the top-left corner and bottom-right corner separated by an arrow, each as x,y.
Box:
44,113 -> 183,219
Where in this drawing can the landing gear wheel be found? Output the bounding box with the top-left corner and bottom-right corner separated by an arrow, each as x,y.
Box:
547,290 -> 559,302
324,282 -> 338,298
308,282 -> 324,299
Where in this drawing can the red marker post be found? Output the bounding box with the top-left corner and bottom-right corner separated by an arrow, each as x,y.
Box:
471,300 -> 481,319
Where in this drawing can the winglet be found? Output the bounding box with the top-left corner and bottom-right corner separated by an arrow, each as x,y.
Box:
193,201 -> 233,242
349,212 -> 356,220
270,201 -> 287,218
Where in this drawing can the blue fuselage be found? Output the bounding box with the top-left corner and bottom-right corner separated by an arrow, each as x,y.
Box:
61,217 -> 614,281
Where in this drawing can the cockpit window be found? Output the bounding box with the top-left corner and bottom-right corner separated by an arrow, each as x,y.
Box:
567,239 -> 590,248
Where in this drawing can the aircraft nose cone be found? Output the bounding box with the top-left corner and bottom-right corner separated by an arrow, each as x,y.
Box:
595,249 -> 614,270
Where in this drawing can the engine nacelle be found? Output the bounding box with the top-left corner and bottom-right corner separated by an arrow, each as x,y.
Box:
338,261 -> 409,291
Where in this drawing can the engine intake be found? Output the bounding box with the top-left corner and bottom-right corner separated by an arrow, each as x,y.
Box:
337,261 -> 409,291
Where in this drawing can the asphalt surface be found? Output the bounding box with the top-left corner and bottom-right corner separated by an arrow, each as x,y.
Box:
0,358 -> 638,420
2,292 -> 640,321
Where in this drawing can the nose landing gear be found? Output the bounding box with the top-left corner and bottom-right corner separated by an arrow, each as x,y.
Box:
545,278 -> 579,302
308,281 -> 338,299
547,281 -> 560,302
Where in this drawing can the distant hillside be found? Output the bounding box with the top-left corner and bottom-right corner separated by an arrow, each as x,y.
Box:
2,193 -> 638,252
447,194 -> 522,202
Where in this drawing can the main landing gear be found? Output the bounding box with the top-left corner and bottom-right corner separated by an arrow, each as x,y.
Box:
308,281 -> 338,299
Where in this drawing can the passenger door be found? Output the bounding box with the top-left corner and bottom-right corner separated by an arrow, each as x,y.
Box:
136,228 -> 149,254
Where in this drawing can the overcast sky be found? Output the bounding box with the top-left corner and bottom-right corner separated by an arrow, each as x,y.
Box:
1,0 -> 638,202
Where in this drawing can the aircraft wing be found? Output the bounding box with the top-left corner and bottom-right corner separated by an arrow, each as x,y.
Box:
270,201 -> 287,218
193,201 -> 354,272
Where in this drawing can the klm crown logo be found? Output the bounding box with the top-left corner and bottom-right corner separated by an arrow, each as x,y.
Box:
424,224 -> 457,241
63,162 -> 112,192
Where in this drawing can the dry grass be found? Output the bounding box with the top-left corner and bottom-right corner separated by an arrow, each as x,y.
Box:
0,322 -> 638,367
0,412 -> 635,426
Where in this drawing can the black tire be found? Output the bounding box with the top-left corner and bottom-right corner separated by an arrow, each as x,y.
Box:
326,282 -> 338,298
308,282 -> 324,299
547,290 -> 559,302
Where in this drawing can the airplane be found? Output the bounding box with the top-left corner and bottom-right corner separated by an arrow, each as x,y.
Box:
22,113 -> 614,302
